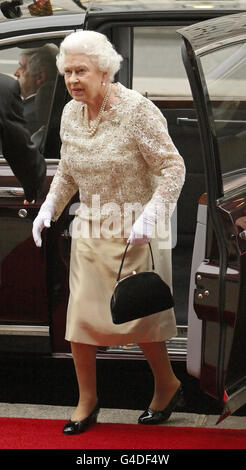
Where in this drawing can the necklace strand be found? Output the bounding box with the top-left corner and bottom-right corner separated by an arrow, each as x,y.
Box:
83,84 -> 111,137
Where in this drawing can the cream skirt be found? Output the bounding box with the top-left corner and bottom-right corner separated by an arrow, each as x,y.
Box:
65,216 -> 177,346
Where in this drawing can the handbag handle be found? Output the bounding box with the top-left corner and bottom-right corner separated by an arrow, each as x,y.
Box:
116,242 -> 155,282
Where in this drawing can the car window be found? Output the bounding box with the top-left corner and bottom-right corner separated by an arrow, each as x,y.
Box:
200,41 -> 246,194
0,41 -> 59,159
133,26 -> 192,99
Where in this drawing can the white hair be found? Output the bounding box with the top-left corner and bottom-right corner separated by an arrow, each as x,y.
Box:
56,31 -> 123,82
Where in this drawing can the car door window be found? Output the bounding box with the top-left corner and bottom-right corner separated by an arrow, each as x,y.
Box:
132,26 -> 203,329
200,42 -> 246,194
133,26 -> 192,98
0,41 -> 59,158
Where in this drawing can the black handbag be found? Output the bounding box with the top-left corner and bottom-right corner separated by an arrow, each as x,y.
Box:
110,242 -> 174,324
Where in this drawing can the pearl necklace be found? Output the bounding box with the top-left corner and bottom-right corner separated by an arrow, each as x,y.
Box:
83,84 -> 111,137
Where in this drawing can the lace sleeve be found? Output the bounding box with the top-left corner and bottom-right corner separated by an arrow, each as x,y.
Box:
47,159 -> 78,221
46,104 -> 79,220
132,98 -> 185,213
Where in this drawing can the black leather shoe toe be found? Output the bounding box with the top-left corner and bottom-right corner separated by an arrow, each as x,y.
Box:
63,402 -> 100,435
138,385 -> 185,425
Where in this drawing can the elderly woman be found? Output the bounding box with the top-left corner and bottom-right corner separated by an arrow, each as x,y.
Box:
32,31 -> 186,435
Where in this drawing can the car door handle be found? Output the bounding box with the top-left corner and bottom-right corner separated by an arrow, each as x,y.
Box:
239,230 -> 246,240
177,117 -> 198,127
177,117 -> 246,127
0,187 -> 25,198
61,229 -> 71,239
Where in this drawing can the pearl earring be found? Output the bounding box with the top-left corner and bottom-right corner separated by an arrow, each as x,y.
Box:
102,81 -> 106,86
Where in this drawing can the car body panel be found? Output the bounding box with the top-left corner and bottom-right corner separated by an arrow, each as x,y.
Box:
179,11 -> 246,420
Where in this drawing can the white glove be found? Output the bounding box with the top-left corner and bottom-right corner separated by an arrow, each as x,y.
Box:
32,197 -> 55,247
128,205 -> 156,245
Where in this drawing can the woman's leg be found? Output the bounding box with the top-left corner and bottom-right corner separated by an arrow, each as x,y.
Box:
70,341 -> 98,421
138,341 -> 180,411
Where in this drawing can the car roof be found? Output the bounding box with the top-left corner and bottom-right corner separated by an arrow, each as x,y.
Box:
0,0 -> 245,38
0,0 -> 245,24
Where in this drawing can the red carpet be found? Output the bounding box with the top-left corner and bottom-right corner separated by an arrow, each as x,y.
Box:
0,417 -> 246,449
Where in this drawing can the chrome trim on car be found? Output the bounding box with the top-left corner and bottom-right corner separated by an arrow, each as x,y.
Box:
53,329 -> 188,361
100,326 -> 187,361
0,325 -> 49,336
0,187 -> 25,198
0,158 -> 60,165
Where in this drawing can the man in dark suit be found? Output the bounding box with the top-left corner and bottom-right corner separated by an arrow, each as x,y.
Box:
0,73 -> 46,202
14,45 -> 58,134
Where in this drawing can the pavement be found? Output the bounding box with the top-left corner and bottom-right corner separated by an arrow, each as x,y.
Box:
0,403 -> 245,430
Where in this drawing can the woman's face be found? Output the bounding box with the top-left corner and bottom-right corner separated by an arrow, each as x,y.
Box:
64,53 -> 106,105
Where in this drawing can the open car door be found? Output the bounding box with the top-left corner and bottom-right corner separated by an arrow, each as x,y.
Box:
179,12 -> 246,421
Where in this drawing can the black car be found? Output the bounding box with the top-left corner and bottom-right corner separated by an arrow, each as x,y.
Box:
1,0 -> 246,420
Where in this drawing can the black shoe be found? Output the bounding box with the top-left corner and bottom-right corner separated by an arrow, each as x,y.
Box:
138,385 -> 185,425
63,402 -> 100,435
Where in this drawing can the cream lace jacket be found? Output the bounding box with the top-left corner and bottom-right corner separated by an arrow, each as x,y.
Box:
47,83 -> 185,221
